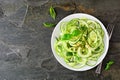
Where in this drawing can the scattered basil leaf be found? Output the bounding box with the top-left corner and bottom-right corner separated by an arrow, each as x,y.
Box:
66,52 -> 73,56
72,29 -> 80,36
43,22 -> 55,27
61,34 -> 72,40
49,6 -> 56,20
80,26 -> 87,31
105,60 -> 114,70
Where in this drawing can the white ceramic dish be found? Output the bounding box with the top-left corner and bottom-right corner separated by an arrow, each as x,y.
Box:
51,13 -> 109,71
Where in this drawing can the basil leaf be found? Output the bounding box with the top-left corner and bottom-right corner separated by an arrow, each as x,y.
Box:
43,22 -> 55,27
105,60 -> 114,70
71,29 -> 80,36
61,34 -> 72,40
49,6 -> 56,20
66,52 -> 73,56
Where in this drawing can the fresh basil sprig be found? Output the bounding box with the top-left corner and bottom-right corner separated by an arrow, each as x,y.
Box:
43,6 -> 56,28
43,22 -> 55,27
49,6 -> 56,20
105,60 -> 114,70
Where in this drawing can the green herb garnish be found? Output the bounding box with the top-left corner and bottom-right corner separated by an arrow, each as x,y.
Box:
43,22 -> 55,27
105,60 -> 114,70
49,6 -> 56,20
61,34 -> 72,40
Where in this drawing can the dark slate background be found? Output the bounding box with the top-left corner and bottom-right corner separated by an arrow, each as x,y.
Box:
0,0 -> 120,80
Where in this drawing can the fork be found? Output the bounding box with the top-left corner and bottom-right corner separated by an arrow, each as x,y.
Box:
95,24 -> 115,74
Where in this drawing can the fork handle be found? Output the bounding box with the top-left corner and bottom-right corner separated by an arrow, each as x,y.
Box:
95,62 -> 103,74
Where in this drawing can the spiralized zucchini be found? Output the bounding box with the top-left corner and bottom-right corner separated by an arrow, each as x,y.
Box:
54,18 -> 104,68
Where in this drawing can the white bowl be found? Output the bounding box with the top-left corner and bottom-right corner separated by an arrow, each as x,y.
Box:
51,13 -> 109,71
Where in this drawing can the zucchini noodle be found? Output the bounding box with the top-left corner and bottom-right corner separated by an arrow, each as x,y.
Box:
54,18 -> 104,68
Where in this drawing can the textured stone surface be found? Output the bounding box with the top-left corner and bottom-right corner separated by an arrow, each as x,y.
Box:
0,0 -> 120,80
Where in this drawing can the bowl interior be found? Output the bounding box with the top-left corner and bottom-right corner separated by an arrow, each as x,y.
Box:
51,13 -> 109,71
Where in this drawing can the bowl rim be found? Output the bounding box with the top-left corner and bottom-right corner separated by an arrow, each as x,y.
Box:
51,13 -> 109,71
